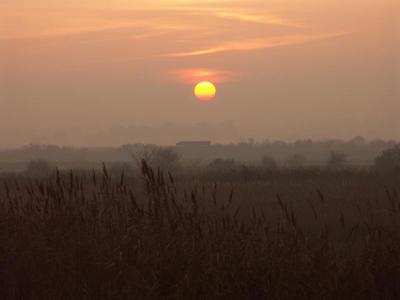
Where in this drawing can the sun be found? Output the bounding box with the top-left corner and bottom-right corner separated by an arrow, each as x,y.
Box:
194,81 -> 216,101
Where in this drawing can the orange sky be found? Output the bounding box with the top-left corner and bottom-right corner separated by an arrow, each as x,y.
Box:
0,0 -> 399,146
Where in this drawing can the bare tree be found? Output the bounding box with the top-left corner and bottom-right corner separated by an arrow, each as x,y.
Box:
132,146 -> 181,172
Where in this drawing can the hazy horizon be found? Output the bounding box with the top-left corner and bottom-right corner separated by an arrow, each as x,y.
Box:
0,121 -> 399,149
1,0 -> 399,147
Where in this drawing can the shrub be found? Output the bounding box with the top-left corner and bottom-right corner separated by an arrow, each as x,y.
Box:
208,158 -> 237,171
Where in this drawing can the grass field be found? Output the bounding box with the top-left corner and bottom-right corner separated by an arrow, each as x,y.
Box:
1,162 -> 400,299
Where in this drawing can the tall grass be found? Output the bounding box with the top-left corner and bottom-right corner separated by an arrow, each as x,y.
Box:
0,161 -> 400,299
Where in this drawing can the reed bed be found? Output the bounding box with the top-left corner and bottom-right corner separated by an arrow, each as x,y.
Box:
0,161 -> 400,299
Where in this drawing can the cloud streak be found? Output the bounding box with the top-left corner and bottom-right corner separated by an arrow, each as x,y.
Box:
214,11 -> 302,27
156,31 -> 352,58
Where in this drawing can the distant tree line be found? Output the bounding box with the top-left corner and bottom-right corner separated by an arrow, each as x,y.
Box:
0,137 -> 399,174
19,144 -> 400,178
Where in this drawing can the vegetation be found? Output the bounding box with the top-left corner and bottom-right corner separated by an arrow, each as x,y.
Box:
208,158 -> 237,171
25,159 -> 55,178
261,155 -> 279,171
285,154 -> 306,169
375,145 -> 400,173
326,152 -> 347,170
133,146 -> 181,172
1,160 -> 400,299
0,137 -> 396,172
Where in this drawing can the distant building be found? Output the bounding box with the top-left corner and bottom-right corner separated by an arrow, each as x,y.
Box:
176,141 -> 211,147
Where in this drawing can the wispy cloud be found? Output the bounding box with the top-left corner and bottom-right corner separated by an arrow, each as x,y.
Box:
214,11 -> 302,27
157,31 -> 352,58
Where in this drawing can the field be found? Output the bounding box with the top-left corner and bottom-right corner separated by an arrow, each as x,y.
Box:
1,162 -> 400,299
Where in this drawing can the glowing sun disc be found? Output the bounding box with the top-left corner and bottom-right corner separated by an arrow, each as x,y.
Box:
194,81 -> 216,101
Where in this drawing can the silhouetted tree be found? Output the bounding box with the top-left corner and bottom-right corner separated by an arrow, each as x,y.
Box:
152,147 -> 181,172
286,154 -> 306,169
133,146 -> 181,172
375,145 -> 400,173
326,152 -> 347,170
350,136 -> 366,145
